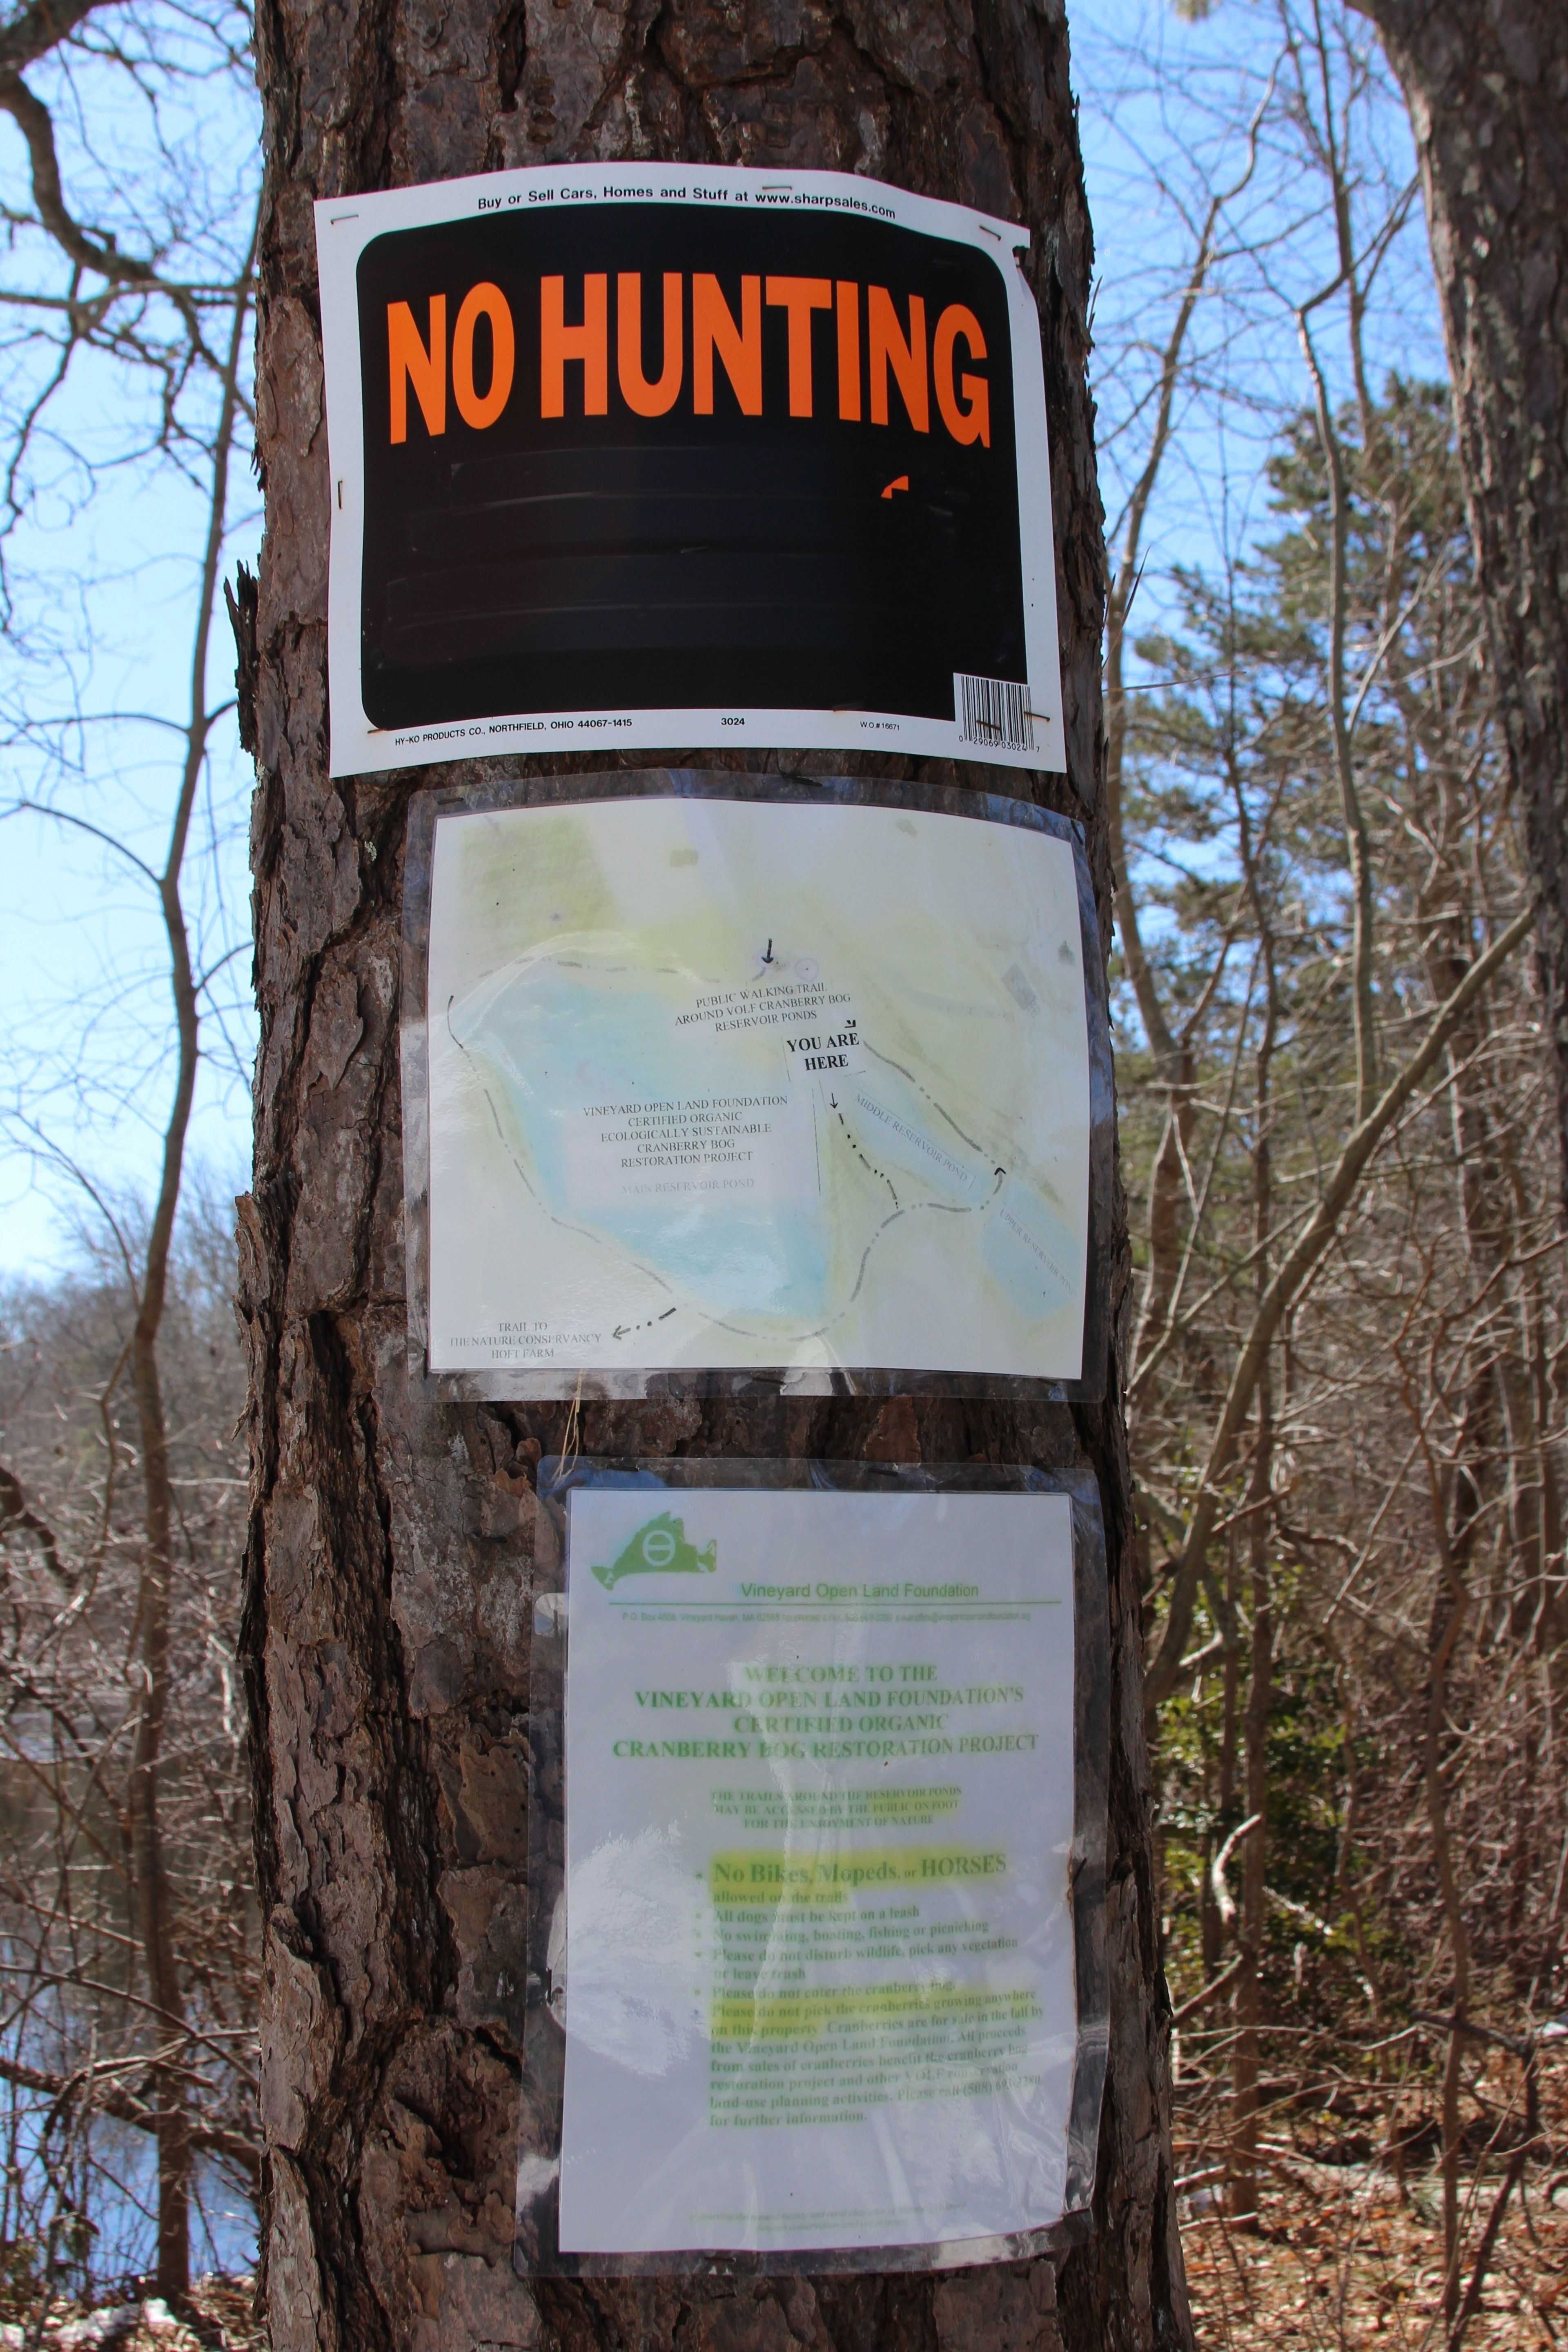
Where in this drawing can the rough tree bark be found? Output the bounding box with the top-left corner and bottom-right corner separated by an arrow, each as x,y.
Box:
238,6 -> 1193,2350
1350,0 -> 1568,1209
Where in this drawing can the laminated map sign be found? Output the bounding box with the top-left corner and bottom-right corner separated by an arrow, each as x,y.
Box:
405,780 -> 1104,1394
314,163 -> 1063,775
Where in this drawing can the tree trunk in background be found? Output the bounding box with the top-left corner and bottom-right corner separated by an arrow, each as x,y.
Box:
239,6 -> 1192,2349
1351,0 -> 1568,1209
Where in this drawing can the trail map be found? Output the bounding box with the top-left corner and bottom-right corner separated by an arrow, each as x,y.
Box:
422,794 -> 1091,1381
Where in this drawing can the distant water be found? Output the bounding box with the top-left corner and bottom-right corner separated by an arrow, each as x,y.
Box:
7,2112 -> 254,2301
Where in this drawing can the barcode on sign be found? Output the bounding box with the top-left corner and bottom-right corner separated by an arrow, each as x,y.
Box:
955,673 -> 1035,753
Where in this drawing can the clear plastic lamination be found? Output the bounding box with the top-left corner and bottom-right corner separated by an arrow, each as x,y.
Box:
517,1458 -> 1109,2278
400,773 -> 1115,1405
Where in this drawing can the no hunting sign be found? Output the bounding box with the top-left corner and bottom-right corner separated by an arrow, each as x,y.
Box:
314,165 -> 1064,776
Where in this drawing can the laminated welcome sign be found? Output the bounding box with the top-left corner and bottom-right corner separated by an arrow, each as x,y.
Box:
518,1459 -> 1110,2276
314,164 -> 1064,773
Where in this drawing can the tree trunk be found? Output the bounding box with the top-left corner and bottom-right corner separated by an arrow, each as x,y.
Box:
1228,1519 -> 1271,2226
1351,0 -> 1568,1210
125,234 -> 254,2306
125,1331 -> 192,2305
239,7 -> 1192,2350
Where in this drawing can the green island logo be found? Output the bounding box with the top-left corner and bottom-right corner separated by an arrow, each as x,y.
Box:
592,1511 -> 718,1589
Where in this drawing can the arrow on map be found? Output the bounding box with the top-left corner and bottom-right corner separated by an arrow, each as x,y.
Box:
610,1309 -> 679,1341
762,939 -> 775,963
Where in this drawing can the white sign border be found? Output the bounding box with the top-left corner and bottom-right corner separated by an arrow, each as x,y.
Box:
315,163 -> 1065,780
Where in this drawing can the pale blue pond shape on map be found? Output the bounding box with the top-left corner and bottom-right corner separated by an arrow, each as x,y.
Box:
450,956 -> 833,1327
981,1175 -> 1082,1319
835,1060 -> 995,1208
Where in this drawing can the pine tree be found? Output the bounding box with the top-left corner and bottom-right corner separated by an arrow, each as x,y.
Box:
240,6 -> 1192,2346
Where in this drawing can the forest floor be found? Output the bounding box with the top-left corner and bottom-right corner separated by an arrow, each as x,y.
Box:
1181,2158 -> 1566,2350
1178,2038 -> 1568,2351
4,2049 -> 1564,2348
0,2274 -> 264,2349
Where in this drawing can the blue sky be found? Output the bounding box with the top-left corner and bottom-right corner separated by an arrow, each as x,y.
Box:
0,2 -> 260,1276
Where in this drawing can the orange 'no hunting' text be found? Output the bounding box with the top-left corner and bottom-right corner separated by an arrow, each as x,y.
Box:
385,274 -> 991,449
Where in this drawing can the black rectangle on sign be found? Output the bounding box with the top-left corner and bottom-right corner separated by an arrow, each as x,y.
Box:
358,209 -> 1020,727
317,169 -> 1064,776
